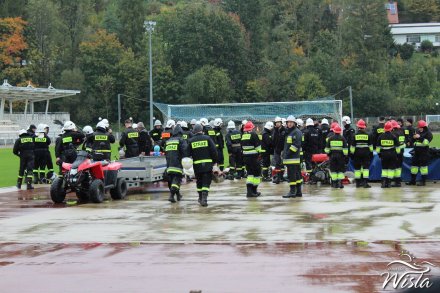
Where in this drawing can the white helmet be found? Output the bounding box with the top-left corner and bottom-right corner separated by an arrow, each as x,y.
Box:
118,149 -> 125,158
214,118 -> 223,127
200,118 -> 209,126
18,129 -> 27,136
176,121 -> 183,126
181,157 -> 193,170
63,121 -> 76,131
342,116 -> 351,125
274,116 -> 282,123
180,121 -> 188,128
100,118 -> 109,128
306,118 -> 314,126
209,120 -> 215,127
286,115 -> 295,122
296,119 -> 304,127
36,123 -> 46,133
165,120 -> 176,128
227,120 -> 235,129
96,121 -> 107,129
132,123 -> 138,129
321,118 -> 329,125
241,119 -> 248,125
264,121 -> 274,130
83,125 -> 94,135
154,120 -> 162,126
190,119 -> 197,125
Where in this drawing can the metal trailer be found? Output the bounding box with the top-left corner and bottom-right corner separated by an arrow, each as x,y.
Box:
117,156 -> 167,188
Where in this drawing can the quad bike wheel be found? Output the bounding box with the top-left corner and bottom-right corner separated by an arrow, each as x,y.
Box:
110,178 -> 127,200
89,179 -> 105,203
75,189 -> 89,202
50,177 -> 66,203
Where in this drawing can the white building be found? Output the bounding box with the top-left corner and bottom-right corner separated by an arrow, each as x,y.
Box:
389,23 -> 440,48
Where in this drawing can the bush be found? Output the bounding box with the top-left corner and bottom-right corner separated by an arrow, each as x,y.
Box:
421,40 -> 434,53
398,43 -> 414,60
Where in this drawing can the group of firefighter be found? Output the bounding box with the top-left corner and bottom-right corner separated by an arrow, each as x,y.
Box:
13,114 -> 433,207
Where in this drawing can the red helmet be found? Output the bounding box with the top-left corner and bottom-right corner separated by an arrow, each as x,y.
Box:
333,125 -> 342,134
418,120 -> 427,128
243,121 -> 255,132
384,121 -> 393,132
391,120 -> 400,129
356,119 -> 366,129
330,122 -> 339,131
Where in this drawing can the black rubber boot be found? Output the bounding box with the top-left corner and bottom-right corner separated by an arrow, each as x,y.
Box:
391,178 -> 401,187
417,175 -> 427,186
200,192 -> 208,207
406,174 -> 416,185
246,184 -> 258,198
363,179 -> 371,188
176,190 -> 182,201
283,185 -> 296,198
252,186 -> 261,197
338,180 -> 344,189
295,183 -> 303,197
198,191 -> 202,204
33,172 -> 39,184
355,179 -> 362,188
168,190 -> 176,203
16,177 -> 22,189
26,177 -> 34,190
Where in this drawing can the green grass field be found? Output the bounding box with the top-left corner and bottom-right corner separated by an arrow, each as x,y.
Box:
1,134 -> 439,188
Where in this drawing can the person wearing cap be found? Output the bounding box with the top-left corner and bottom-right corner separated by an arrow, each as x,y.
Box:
320,118 -> 330,153
164,124 -> 188,203
372,116 -> 386,149
407,120 -> 433,186
303,118 -> 322,173
350,119 -> 373,188
27,124 -> 37,137
376,121 -> 399,188
88,121 -> 115,161
325,124 -> 348,189
282,115 -> 303,197
261,121 -> 274,182
188,123 -> 218,207
272,116 -> 286,184
404,118 -> 416,148
391,120 -> 405,187
33,124 -> 51,184
137,122 -> 152,156
13,129 -> 35,190
150,120 -> 163,145
119,119 -> 140,158
213,118 -> 225,171
225,121 -> 243,180
56,121 -> 85,166
241,121 -> 262,197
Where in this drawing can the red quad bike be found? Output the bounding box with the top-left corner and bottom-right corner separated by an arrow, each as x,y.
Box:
50,150 -> 127,203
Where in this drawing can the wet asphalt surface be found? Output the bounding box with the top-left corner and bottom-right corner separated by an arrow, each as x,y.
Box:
0,180 -> 439,292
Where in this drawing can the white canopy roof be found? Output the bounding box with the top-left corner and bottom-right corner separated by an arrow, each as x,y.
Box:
390,23 -> 440,35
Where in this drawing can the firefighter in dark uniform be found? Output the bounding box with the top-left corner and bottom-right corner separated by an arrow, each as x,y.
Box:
261,121 -> 274,182
391,120 -> 405,187
137,122 -> 152,156
82,125 -> 94,153
119,119 -> 140,158
150,120 -> 163,145
282,115 -> 303,197
56,121 -> 85,167
350,119 -> 373,188
40,124 -> 55,181
241,121 -> 262,198
13,129 -> 35,190
320,118 -> 330,153
404,118 -> 416,148
272,116 -> 285,184
27,124 -> 37,137
213,118 -> 225,171
325,124 -> 348,189
200,118 -> 218,149
180,121 -> 193,141
407,120 -> 433,186
88,120 -> 115,161
342,116 -> 355,150
160,120 -> 175,150
303,118 -> 322,173
372,116 -> 386,149
225,121 -> 243,180
376,121 -> 399,188
164,125 -> 188,203
188,123 -> 218,207
33,124 -> 51,184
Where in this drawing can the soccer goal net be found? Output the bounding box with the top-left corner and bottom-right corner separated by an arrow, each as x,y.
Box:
426,115 -> 440,124
154,100 -> 343,124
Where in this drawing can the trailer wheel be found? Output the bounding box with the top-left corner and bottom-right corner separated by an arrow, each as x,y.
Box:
110,178 -> 127,200
50,177 -> 66,203
89,179 -> 105,203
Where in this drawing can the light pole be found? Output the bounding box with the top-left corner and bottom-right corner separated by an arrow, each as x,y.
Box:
144,20 -> 156,130
117,93 -> 147,139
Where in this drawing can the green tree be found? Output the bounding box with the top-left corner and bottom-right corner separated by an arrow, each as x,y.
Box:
116,0 -> 146,55
295,73 -> 327,100
404,0 -> 439,22
183,65 -> 234,104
